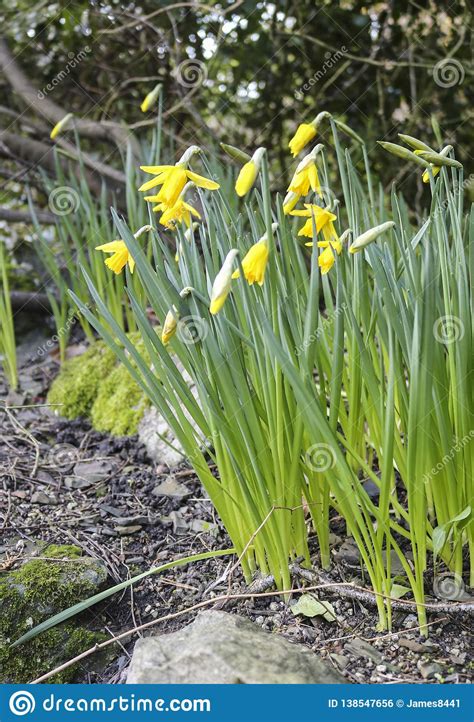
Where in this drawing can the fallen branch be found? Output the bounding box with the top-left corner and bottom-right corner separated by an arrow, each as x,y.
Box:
0,208 -> 55,224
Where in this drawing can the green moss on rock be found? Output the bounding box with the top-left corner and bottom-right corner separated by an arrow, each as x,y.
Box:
47,342 -> 116,419
0,544 -> 108,683
47,336 -> 151,435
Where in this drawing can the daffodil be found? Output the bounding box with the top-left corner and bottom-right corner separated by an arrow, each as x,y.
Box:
282,191 -> 300,215
96,240 -> 135,274
145,196 -> 201,228
140,83 -> 162,113
318,241 -> 342,274
289,123 -> 317,157
232,223 -> 277,286
210,249 -> 239,315
287,146 -> 323,202
50,113 -> 73,140
235,147 -> 265,197
412,150 -> 440,184
291,204 -> 337,238
139,146 -> 219,208
161,287 -> 193,345
349,221 -> 395,254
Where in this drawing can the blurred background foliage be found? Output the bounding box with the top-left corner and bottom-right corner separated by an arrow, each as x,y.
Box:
0,0 -> 472,188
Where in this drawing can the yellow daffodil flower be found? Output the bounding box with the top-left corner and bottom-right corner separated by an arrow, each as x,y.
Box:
50,113 -> 73,140
318,241 -> 342,274
96,225 -> 152,275
139,146 -> 219,208
232,241 -> 269,286
235,147 -> 265,197
282,191 -> 300,215
289,123 -> 317,157
95,240 -> 135,274
291,204 -> 337,238
232,223 -> 277,286
210,249 -> 239,315
287,146 -> 323,197
144,197 -> 201,229
140,83 -> 162,113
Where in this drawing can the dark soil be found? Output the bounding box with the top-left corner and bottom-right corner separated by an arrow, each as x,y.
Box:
0,348 -> 472,685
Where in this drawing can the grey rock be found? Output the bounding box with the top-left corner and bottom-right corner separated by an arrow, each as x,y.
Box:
418,661 -> 442,679
31,491 -> 58,505
152,477 -> 191,499
73,459 -> 113,483
345,638 -> 382,663
115,525 -> 142,536
127,610 -> 347,684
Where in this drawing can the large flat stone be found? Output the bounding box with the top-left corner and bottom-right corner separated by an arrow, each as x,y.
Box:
127,610 -> 346,684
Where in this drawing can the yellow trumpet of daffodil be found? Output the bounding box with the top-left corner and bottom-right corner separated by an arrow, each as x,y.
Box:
210,249 -> 239,315
235,147 -> 266,197
144,182 -> 202,229
318,241 -> 342,274
95,225 -> 152,275
50,113 -> 73,140
291,204 -> 337,238
232,223 -> 278,286
139,146 -> 220,208
140,83 -> 162,113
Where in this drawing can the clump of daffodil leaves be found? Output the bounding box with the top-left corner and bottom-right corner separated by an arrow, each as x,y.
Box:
68,94 -> 472,637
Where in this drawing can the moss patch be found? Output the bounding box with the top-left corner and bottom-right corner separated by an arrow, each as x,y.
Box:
47,336 -> 151,436
0,544 -> 108,683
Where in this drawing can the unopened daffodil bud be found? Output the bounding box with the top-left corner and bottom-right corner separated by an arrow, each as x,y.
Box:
161,287 -> 193,345
235,147 -> 266,197
210,249 -> 239,315
398,134 -> 434,153
220,143 -> 251,164
288,112 -> 330,157
50,113 -> 73,140
140,83 -> 162,112
349,221 -> 395,254
232,223 -> 277,286
377,142 -> 431,169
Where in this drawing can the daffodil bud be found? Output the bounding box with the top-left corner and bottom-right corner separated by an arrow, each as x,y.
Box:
235,147 -> 266,197
377,142 -> 431,168
161,287 -> 193,345
415,148 -> 462,169
140,83 -> 162,113
210,249 -> 239,315
349,221 -> 395,254
283,191 -> 300,215
50,113 -> 74,140
295,144 -> 324,174
398,134 -> 433,152
220,143 -> 252,164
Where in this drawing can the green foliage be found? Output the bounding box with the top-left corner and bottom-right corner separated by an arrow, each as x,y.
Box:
0,241 -> 17,390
